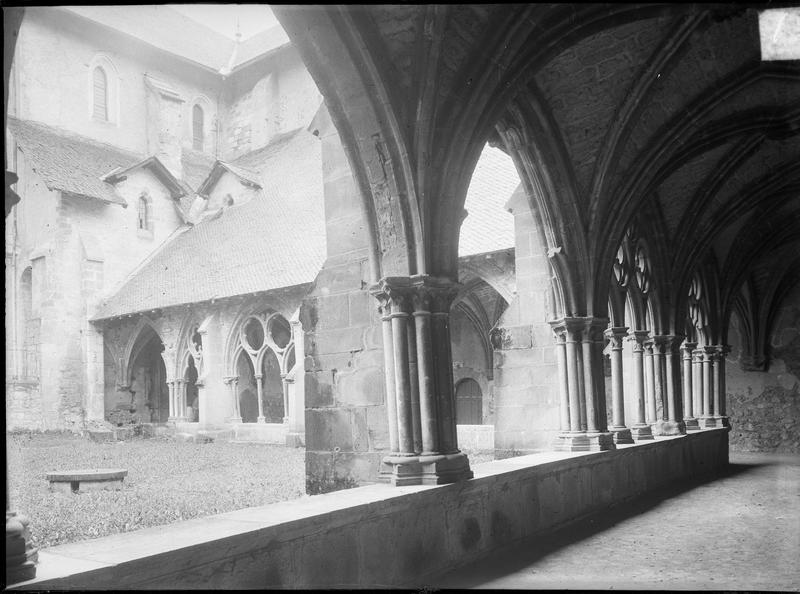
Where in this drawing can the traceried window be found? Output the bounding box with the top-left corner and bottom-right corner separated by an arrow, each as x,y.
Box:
192,104 -> 204,151
93,67 -> 108,121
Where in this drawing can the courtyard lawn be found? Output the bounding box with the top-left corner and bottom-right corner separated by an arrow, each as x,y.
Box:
6,432 -> 305,550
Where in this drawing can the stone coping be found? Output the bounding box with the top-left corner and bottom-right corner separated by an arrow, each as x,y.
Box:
12,429 -> 729,590
46,469 -> 128,482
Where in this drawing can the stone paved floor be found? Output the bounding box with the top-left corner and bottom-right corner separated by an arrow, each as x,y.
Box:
434,452 -> 800,591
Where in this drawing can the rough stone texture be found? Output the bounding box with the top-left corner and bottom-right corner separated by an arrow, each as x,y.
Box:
728,289 -> 800,453
11,429 -> 729,590
436,451 -> 799,591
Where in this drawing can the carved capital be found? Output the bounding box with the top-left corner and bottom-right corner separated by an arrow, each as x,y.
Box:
605,326 -> 629,349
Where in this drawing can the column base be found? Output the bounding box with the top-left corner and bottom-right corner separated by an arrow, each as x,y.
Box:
6,512 -> 37,585
684,417 -> 701,431
713,415 -> 730,427
700,416 -> 718,428
555,431 -> 616,451
285,432 -> 304,448
610,426 -> 634,444
630,423 -> 654,441
378,452 -> 473,486
257,417 -> 266,424
652,419 -> 686,436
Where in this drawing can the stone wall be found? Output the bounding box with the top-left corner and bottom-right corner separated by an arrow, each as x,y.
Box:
492,188 -> 560,455
14,429 -> 730,590
13,8 -> 221,156
727,284 -> 800,453
301,106 -> 385,493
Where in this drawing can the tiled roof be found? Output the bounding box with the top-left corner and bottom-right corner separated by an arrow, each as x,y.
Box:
93,129 -> 326,320
233,26 -> 291,69
181,148 -> 217,193
197,162 -> 262,197
7,117 -> 140,206
60,6 -> 235,72
459,145 -> 520,257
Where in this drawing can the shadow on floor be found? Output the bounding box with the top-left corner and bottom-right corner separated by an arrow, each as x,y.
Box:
430,459 -> 767,590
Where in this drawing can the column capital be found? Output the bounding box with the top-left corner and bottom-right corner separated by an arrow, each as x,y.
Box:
370,275 -> 461,315
222,375 -> 238,386
605,326 -> 629,348
682,341 -> 698,352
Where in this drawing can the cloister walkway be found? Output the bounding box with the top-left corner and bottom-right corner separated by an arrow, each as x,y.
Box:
435,452 -> 800,591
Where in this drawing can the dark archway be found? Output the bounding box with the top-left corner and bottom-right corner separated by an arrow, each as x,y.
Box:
455,378 -> 483,425
128,326 -> 169,423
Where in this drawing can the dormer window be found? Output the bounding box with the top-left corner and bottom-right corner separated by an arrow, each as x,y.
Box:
192,104 -> 204,151
93,67 -> 108,121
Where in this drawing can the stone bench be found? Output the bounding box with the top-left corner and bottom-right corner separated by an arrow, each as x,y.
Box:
46,469 -> 128,494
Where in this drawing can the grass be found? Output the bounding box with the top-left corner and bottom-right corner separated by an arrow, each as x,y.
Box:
6,431 -> 305,550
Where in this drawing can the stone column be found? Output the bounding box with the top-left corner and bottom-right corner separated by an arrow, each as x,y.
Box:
280,374 -> 290,424
255,373 -> 266,424
176,379 -> 186,421
551,318 -> 613,451
682,342 -> 700,431
644,339 -> 658,425
553,327 -> 570,433
371,276 -> 472,486
629,331 -> 654,440
606,327 -> 633,444
692,350 -> 703,419
717,345 -> 730,427
711,345 -> 729,427
167,380 -> 176,422
652,336 -> 667,426
224,376 -> 242,423
655,335 -> 685,435
701,346 -> 716,427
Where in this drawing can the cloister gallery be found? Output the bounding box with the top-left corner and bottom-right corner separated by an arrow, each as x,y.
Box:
4,4 -> 799,589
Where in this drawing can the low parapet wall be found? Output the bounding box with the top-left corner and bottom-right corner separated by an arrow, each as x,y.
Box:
13,428 -> 729,590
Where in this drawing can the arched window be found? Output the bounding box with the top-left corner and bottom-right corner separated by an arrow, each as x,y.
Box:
455,378 -> 483,424
192,104 -> 204,151
137,195 -> 149,231
93,67 -> 108,121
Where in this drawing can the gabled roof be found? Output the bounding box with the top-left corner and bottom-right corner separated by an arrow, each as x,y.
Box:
196,162 -> 262,198
181,148 -> 217,194
92,128 -> 326,320
103,157 -> 189,200
232,26 -> 291,70
59,6 -> 235,72
7,117 -> 140,206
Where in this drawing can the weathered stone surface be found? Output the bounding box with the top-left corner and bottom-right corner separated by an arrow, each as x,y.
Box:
12,430 -> 730,591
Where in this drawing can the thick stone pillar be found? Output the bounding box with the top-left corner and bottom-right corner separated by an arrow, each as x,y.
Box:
682,342 -> 700,431
701,346 -> 717,427
644,339 -> 658,424
606,327 -> 633,444
371,276 -> 472,486
629,331 -> 654,440
255,373 -> 266,424
654,336 -> 685,436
